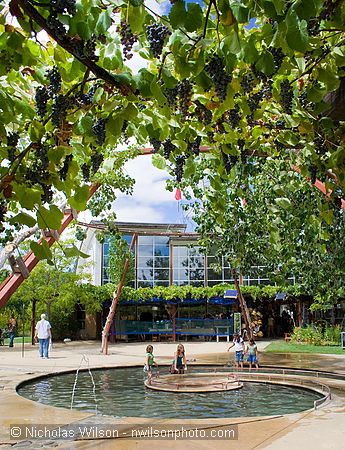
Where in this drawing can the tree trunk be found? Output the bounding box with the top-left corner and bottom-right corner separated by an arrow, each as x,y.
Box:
232,268 -> 253,340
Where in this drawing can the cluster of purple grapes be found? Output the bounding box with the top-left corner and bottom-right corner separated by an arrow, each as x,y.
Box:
50,0 -> 76,15
146,24 -> 171,58
271,48 -> 285,72
205,56 -> 232,101
41,184 -> 54,203
222,151 -> 238,174
178,79 -> 192,121
75,85 -> 97,106
319,0 -> 340,20
164,86 -> 179,108
308,165 -> 317,184
174,155 -> 185,182
91,150 -> 104,174
81,163 -> 91,182
25,145 -> 50,186
69,36 -> 98,61
150,138 -> 162,153
122,120 -> 129,144
162,139 -> 175,159
280,79 -> 293,114
314,135 -> 327,155
47,66 -> 61,96
226,105 -> 241,128
46,0 -> 76,40
59,154 -> 73,181
117,21 -> 138,60
35,86 -> 50,118
52,94 -> 69,127
7,132 -> 19,163
240,73 -> 255,93
194,101 -> 212,125
92,118 -> 106,146
247,92 -> 262,122
188,136 -> 201,156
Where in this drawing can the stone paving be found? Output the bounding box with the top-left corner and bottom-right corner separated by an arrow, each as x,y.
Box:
0,340 -> 344,449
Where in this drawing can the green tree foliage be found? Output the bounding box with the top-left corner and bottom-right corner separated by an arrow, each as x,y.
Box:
0,0 -> 344,309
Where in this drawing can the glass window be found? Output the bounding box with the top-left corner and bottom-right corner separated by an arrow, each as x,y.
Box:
137,269 -> 153,280
174,246 -> 188,257
138,236 -> 154,245
154,246 -> 169,256
138,245 -> 153,257
154,236 -> 169,245
154,269 -> 169,280
154,256 -> 170,268
137,256 -> 154,268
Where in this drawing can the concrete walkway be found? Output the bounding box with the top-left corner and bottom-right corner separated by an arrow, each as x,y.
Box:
0,340 -> 344,449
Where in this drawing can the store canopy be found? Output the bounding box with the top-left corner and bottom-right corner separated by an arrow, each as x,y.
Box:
224,289 -> 238,299
275,292 -> 287,301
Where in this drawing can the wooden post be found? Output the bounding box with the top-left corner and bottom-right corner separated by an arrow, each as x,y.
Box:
101,233 -> 136,355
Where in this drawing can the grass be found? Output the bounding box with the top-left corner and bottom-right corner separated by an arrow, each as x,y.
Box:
264,341 -> 345,355
2,336 -> 32,345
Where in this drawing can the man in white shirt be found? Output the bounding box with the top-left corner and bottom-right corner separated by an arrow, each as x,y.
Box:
35,314 -> 52,359
227,334 -> 245,369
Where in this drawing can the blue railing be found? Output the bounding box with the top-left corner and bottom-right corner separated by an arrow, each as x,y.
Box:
110,318 -> 234,336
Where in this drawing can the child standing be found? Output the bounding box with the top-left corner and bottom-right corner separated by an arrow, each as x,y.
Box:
227,334 -> 245,369
245,338 -> 259,369
171,344 -> 187,374
144,345 -> 158,381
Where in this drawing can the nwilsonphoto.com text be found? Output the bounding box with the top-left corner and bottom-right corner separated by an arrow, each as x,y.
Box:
10,424 -> 238,441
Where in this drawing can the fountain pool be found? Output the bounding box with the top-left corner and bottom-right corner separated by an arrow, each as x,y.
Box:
17,366 -> 325,419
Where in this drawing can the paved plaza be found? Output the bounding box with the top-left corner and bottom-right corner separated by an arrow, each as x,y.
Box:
0,340 -> 344,449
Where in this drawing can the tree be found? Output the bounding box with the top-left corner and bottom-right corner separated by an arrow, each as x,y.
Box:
0,0 -> 344,305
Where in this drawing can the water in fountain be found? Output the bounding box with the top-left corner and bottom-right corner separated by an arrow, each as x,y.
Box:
70,354 -> 98,414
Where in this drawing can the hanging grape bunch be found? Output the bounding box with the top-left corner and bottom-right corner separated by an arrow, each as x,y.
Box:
47,66 -> 61,96
51,94 -> 69,127
92,118 -> 106,146
81,163 -> 91,182
271,48 -> 285,72
50,0 -> 76,15
7,132 -> 19,163
174,155 -> 185,183
178,79 -> 192,121
150,138 -> 162,153
240,73 -> 255,94
205,55 -> 232,101
117,21 -> 138,60
162,139 -> 176,159
59,154 -> 73,181
194,101 -> 212,125
226,105 -> 241,129
188,136 -> 201,156
222,151 -> 238,174
146,23 -> 171,58
308,165 -> 317,185
164,85 -> 179,109
35,86 -> 49,118
280,79 -> 293,114
91,150 -> 104,174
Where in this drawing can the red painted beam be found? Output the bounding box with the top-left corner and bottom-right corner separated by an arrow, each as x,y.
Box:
0,183 -> 100,308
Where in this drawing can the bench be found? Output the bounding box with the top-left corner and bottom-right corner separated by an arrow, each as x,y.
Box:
284,333 -> 291,342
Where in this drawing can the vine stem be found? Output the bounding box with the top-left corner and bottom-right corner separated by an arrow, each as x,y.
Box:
15,0 -> 135,94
